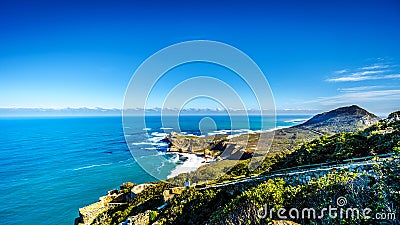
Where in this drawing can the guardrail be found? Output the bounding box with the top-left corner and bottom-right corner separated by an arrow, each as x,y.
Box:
196,152 -> 396,190
270,152 -> 395,174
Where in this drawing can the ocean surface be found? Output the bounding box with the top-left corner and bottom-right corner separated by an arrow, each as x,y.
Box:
0,115 -> 310,225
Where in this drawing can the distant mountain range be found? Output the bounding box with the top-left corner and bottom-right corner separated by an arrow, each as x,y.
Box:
0,106 -> 385,120
0,107 -> 321,117
0,107 -> 122,117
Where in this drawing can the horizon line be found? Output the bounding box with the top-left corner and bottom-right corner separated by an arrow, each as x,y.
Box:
0,106 -> 393,118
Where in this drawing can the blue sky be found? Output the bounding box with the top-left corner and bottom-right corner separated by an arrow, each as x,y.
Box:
0,0 -> 399,115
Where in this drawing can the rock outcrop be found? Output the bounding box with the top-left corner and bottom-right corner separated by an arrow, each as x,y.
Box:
164,132 -> 253,160
75,184 -> 154,225
75,190 -> 121,225
164,132 -> 228,154
128,210 -> 151,225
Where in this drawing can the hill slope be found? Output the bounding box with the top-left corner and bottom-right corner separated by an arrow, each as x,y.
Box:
295,105 -> 380,134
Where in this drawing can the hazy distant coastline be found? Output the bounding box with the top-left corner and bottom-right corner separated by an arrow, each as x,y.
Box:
0,107 -> 324,117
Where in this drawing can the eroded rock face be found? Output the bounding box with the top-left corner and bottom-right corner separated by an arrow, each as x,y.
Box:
165,132 -> 217,153
76,190 -> 121,225
129,210 -> 151,225
164,132 -> 253,160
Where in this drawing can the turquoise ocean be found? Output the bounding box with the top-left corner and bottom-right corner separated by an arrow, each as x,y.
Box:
0,115 -> 310,224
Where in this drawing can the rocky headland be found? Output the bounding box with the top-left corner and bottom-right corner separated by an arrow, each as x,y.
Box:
162,105 -> 381,161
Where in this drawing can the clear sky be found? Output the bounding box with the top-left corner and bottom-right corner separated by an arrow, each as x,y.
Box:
0,0 -> 399,115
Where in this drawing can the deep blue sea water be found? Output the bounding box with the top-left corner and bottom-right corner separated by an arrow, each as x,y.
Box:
0,115 -> 310,224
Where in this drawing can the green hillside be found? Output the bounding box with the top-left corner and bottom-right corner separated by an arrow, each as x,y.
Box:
77,109 -> 400,225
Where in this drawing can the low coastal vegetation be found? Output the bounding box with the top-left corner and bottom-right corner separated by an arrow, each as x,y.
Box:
76,106 -> 400,225
270,111 -> 400,171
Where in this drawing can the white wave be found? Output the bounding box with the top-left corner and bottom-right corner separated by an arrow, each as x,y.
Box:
233,129 -> 253,133
151,132 -> 167,137
73,162 -> 113,171
136,151 -> 166,159
284,118 -> 309,123
117,158 -> 134,164
147,132 -> 168,143
148,136 -> 166,143
167,153 -> 207,178
156,151 -> 166,156
156,161 -> 165,173
208,130 -> 229,136
143,128 -> 152,131
160,127 -> 173,130
266,126 -> 290,132
132,142 -> 157,146
144,147 -> 157,150
168,154 -> 180,163
208,129 -> 255,136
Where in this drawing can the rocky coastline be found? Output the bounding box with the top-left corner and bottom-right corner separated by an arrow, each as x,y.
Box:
75,105 -> 395,225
